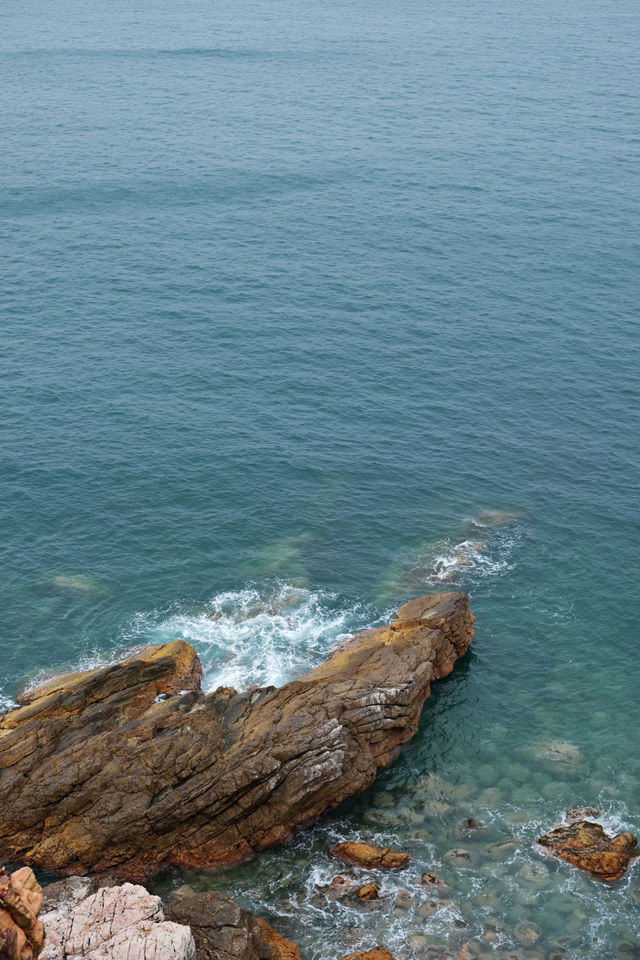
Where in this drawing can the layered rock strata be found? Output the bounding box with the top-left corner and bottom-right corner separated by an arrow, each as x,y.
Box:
0,592 -> 473,879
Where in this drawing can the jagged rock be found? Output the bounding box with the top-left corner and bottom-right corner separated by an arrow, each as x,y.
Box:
0,592 -> 473,879
166,890 -> 301,960
0,867 -> 44,960
338,950 -> 396,960
537,820 -> 639,882
40,881 -> 195,960
330,842 -> 411,870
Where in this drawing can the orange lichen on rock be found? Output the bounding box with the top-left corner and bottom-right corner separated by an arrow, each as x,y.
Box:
330,842 -> 411,870
537,820 -> 639,882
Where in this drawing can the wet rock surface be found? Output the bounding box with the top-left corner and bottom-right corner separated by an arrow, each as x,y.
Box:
0,592 -> 473,880
0,867 -> 44,960
166,890 -> 301,960
537,820 -> 639,882
330,842 -> 412,870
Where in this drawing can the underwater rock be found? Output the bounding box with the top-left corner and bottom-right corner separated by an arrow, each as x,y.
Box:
537,820 -> 639,882
532,740 -> 584,768
0,592 -> 474,880
338,950 -> 396,960
443,849 -> 471,864
393,889 -> 412,909
167,890 -> 302,960
0,866 -> 44,960
457,818 -> 483,834
419,873 -> 451,892
41,882 -> 195,960
330,842 -> 412,870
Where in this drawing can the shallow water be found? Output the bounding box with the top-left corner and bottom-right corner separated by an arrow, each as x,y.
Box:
2,0 -> 640,955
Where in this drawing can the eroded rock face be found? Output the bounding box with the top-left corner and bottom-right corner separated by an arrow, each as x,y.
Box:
40,881 -> 195,960
537,820 -> 639,882
166,891 -> 301,960
330,842 -> 411,870
0,592 -> 473,879
0,867 -> 44,960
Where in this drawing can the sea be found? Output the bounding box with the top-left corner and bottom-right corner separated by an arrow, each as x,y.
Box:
1,0 -> 639,956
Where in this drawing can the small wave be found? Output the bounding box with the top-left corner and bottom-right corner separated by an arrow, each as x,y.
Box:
375,510 -> 522,603
122,584 -> 367,692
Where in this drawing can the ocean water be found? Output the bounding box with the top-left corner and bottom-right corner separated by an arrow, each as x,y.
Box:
1,0 -> 639,956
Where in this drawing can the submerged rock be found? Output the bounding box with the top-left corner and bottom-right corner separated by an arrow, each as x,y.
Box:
0,867 -> 44,960
330,842 -> 412,870
0,592 -> 473,879
532,740 -> 584,768
167,891 -> 301,960
40,882 -> 195,960
338,950 -> 396,960
537,820 -> 639,882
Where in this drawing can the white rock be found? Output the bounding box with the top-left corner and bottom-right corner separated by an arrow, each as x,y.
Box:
41,882 -> 195,960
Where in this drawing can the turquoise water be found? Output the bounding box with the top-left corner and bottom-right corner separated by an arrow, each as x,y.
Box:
2,0 -> 639,955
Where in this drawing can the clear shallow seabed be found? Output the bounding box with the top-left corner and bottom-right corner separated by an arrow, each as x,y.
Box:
1,0 -> 639,956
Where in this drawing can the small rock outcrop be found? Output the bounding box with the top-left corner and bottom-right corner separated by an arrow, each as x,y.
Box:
330,842 -> 411,870
0,867 -> 44,960
40,881 -> 195,960
0,593 -> 473,879
537,820 -> 639,882
166,891 -> 301,960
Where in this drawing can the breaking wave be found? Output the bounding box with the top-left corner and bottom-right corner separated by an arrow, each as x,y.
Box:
122,584 -> 369,692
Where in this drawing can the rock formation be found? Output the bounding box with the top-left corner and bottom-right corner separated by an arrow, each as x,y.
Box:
329,842 -> 411,870
0,867 -> 44,960
40,881 -> 195,960
166,891 -> 301,960
537,820 -> 639,882
0,592 -> 473,880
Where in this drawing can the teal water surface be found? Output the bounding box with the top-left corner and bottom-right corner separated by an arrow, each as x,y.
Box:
1,0 -> 639,956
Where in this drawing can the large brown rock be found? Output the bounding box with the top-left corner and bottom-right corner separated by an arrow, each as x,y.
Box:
330,842 -> 411,870
537,820 -> 639,882
166,891 -> 301,960
0,592 -> 473,880
0,867 -> 44,960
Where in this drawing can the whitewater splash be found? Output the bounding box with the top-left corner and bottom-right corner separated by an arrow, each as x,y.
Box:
123,584 -> 368,692
375,510 -> 522,603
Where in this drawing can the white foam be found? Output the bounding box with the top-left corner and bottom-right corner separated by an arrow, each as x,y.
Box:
413,528 -> 519,589
123,584 -> 368,692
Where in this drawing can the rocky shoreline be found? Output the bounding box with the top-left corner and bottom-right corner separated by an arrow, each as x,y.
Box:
1,591 -> 638,960
0,592 -> 474,880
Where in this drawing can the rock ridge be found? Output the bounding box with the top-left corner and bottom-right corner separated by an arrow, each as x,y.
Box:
0,592 -> 474,880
